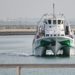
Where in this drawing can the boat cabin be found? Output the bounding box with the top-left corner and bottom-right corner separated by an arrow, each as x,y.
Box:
37,14 -> 72,38
43,18 -> 65,37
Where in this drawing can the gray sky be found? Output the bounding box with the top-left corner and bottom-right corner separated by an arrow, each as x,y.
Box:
0,0 -> 75,20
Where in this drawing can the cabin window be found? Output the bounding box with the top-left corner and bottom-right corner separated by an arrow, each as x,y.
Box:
49,26 -> 51,28
61,34 -> 64,36
65,26 -> 69,35
46,34 -> 49,36
53,20 -> 56,24
58,20 -> 61,24
54,34 -> 56,36
51,34 -> 52,36
48,20 -> 51,24
58,34 -> 60,36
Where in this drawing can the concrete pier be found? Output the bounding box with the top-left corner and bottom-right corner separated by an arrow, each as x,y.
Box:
0,64 -> 75,75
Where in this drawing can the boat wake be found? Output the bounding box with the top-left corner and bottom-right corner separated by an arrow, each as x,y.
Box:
0,46 -> 75,57
0,52 -> 33,57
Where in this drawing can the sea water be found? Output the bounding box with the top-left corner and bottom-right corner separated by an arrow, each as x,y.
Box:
0,35 -> 75,75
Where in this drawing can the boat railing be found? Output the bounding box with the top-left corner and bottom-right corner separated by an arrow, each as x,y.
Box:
0,64 -> 75,75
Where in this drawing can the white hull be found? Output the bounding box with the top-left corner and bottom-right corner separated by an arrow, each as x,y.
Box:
32,36 -> 74,56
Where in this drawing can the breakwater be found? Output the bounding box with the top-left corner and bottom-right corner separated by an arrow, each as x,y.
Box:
0,29 -> 36,35
0,25 -> 37,35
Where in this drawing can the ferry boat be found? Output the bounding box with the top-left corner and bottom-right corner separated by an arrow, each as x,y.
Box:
32,4 -> 75,56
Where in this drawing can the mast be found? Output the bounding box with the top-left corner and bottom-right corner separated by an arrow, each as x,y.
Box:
53,3 -> 55,18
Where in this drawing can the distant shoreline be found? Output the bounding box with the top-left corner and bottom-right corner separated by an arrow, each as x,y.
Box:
0,32 -> 36,35
0,29 -> 36,35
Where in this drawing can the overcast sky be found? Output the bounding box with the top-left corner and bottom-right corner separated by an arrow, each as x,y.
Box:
0,0 -> 75,20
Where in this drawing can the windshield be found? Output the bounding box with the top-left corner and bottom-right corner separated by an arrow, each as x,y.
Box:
58,20 -> 61,24
48,20 -> 51,24
53,20 -> 56,24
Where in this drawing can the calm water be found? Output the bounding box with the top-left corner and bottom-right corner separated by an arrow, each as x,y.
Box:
0,35 -> 75,75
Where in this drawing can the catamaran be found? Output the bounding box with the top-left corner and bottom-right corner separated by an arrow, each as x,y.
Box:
32,4 -> 75,56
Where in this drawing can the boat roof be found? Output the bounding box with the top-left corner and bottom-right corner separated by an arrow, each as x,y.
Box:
43,14 -> 65,20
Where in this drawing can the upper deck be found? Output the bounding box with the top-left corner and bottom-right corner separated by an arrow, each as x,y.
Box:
37,13 -> 73,38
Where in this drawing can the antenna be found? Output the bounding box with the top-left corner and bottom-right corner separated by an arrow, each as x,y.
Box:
53,3 -> 55,18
